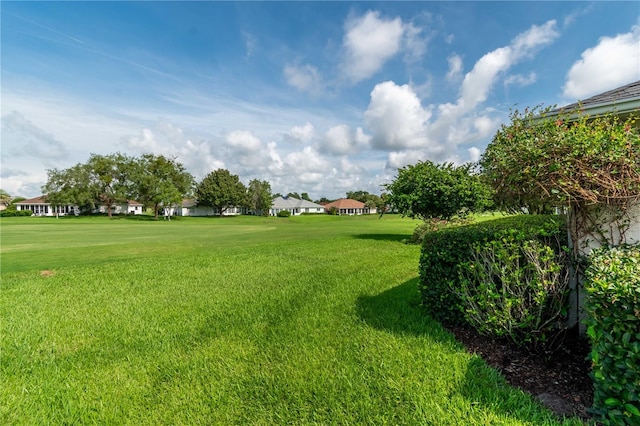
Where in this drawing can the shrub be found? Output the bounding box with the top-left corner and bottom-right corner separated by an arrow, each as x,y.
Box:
584,245 -> 640,425
276,210 -> 291,217
408,217 -> 475,245
418,215 -> 566,325
0,209 -> 33,217
458,232 -> 569,351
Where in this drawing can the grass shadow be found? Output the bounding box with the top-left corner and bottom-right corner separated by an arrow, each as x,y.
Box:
357,279 -> 571,424
352,233 -> 410,242
356,278 -> 449,339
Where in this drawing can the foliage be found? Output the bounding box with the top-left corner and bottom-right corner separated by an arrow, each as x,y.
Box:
132,154 -> 194,219
481,106 -> 640,213
0,209 -> 32,217
327,206 -> 338,215
195,169 -> 247,216
408,219 -> 451,244
584,245 -> 640,425
247,179 -> 273,216
418,215 -> 566,325
276,210 -> 291,217
458,233 -> 569,351
43,153 -> 137,217
385,160 -> 492,221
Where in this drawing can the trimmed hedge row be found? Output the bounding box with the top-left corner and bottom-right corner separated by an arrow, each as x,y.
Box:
418,215 -> 567,326
585,245 -> 640,425
0,210 -> 33,217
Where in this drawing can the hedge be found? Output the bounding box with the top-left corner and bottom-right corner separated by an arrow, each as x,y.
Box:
0,210 -> 33,217
418,215 -> 566,326
585,245 -> 640,425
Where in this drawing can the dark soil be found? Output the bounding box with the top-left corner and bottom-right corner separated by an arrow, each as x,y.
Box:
447,324 -> 593,422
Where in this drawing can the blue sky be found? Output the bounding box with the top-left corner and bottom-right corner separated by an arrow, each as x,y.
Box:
2,1 -> 639,199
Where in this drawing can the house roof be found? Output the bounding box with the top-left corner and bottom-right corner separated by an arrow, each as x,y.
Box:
323,198 -> 365,209
271,196 -> 324,209
555,80 -> 640,117
15,196 -> 48,205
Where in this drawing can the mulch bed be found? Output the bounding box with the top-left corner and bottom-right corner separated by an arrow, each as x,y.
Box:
446,324 -> 593,422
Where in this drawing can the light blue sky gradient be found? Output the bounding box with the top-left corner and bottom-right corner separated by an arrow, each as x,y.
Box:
2,1 -> 639,199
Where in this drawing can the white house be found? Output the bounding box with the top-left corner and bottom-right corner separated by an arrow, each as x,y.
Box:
175,199 -> 247,216
269,196 -> 325,216
15,196 -> 143,216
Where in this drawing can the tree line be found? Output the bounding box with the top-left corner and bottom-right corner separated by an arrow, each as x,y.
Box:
36,153 -> 389,218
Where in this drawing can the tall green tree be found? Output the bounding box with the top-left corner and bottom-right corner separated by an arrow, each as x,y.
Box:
133,154 -> 194,219
196,169 -> 247,216
43,153 -> 136,217
384,160 -> 491,220
286,192 -> 301,199
247,179 -> 273,216
300,192 -> 312,202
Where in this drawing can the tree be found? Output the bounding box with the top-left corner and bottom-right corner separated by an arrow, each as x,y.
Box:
86,153 -> 137,218
300,192 -> 312,201
196,169 -> 247,216
315,197 -> 332,204
286,192 -> 301,199
384,160 -> 492,220
133,154 -> 194,219
247,179 -> 273,216
43,153 -> 136,217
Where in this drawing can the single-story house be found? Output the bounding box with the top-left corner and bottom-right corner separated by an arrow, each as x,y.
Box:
15,196 -> 143,216
269,196 -> 325,216
175,199 -> 247,216
323,198 -> 377,215
550,80 -> 640,333
553,79 -> 640,252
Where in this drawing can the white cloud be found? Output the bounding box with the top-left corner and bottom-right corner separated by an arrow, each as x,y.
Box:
364,81 -> 432,150
446,53 -> 463,82
563,25 -> 640,99
287,122 -> 315,143
402,21 -> 428,63
385,150 -> 428,170
284,63 -> 323,93
120,128 -> 160,153
320,124 -> 371,155
504,72 -> 537,87
459,20 -> 559,113
342,11 -> 404,83
1,110 -> 68,161
467,147 -> 481,163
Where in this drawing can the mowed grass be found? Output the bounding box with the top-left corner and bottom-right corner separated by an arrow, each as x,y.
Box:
1,215 -> 582,425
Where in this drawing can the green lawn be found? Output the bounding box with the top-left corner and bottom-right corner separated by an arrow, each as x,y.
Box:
1,215 -> 582,425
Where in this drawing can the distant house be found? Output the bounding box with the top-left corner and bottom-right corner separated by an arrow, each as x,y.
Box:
323,198 -> 376,215
175,199 -> 247,216
269,196 -> 325,216
96,201 -> 144,215
15,196 -> 79,216
14,195 -> 143,216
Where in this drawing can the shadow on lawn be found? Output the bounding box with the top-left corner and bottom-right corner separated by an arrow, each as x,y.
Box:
352,233 -> 409,242
356,277 -> 437,337
357,278 -> 565,424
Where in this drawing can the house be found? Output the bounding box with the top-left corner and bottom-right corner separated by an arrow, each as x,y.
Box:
15,196 -> 79,216
269,196 -> 325,216
14,195 -> 143,216
96,200 -> 144,215
553,80 -> 640,252
175,199 -> 247,216
323,198 -> 377,215
551,80 -> 640,333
